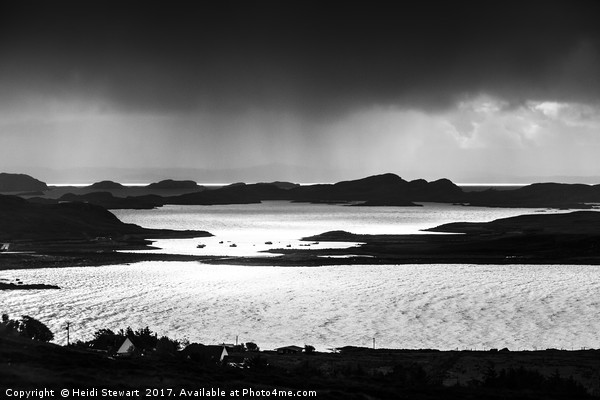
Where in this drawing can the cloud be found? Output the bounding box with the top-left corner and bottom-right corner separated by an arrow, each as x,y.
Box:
1,1 -> 600,119
530,101 -> 600,129
2,2 -> 600,182
2,92 -> 600,182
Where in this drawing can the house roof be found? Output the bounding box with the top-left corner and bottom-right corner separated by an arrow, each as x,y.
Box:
181,344 -> 228,361
116,337 -> 136,354
275,345 -> 304,351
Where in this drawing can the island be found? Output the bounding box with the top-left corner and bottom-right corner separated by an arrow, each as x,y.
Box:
8,172 -> 600,210
203,211 -> 600,266
0,193 -> 211,271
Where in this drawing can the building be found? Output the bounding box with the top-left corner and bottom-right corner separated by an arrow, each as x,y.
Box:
116,337 -> 138,357
275,345 -> 304,355
181,344 -> 228,364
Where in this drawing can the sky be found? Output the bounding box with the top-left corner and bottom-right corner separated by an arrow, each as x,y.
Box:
1,0 -> 600,183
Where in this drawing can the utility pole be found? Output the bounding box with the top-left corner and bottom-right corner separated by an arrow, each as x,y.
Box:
373,337 -> 375,349
236,335 -> 238,346
66,322 -> 70,347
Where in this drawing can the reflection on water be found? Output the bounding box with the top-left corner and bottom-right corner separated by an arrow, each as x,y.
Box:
126,237 -> 361,258
113,201 -> 565,257
1,262 -> 599,351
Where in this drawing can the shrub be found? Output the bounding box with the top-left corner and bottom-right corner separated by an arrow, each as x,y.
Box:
1,314 -> 54,342
246,342 -> 260,352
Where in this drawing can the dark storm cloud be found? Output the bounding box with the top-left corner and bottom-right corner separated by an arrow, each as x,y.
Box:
1,0 -> 599,116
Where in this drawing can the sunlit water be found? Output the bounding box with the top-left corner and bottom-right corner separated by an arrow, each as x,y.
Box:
2,202 -> 595,351
2,263 -> 600,351
113,201 -> 564,257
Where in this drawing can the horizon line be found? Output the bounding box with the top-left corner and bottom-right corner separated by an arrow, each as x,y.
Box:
46,182 -> 535,188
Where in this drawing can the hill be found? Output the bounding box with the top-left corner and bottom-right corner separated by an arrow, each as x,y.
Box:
0,173 -> 48,192
466,183 -> 600,209
56,192 -> 164,209
427,210 -> 600,235
147,179 -> 199,189
285,174 -> 462,205
0,194 -> 210,242
87,180 -> 125,190
10,172 -> 600,209
1,332 -> 596,399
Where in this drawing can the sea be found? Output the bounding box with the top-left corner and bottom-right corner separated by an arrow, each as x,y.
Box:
2,201 -> 599,351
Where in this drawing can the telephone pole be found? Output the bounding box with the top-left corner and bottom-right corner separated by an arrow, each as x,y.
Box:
66,322 -> 70,346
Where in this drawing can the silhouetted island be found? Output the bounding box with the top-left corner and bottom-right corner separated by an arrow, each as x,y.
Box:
87,180 -> 125,190
3,171 -> 600,269
57,192 -> 164,209
205,211 -> 600,266
0,193 -> 211,269
0,172 -> 48,192
0,282 -> 60,290
10,172 -> 600,210
146,179 -> 199,189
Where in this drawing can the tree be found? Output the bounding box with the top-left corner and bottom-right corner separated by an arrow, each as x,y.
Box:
132,326 -> 158,351
17,315 -> 54,342
88,328 -> 123,350
1,313 -> 18,333
155,336 -> 178,356
93,328 -> 115,339
304,344 -> 316,354
231,343 -> 246,352
246,342 -> 259,352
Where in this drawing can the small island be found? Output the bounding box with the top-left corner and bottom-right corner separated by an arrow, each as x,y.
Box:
0,282 -> 60,290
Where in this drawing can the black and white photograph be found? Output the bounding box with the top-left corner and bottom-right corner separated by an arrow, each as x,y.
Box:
2,0 -> 600,398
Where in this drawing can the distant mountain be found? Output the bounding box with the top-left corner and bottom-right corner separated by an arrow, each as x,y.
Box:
258,181 -> 300,190
405,178 -> 464,202
87,180 -> 125,190
58,192 -> 164,209
428,210 -> 600,235
39,174 -> 466,209
147,179 -> 199,189
286,173 -> 463,205
20,164 -> 361,185
466,183 -> 600,208
0,194 -> 144,240
0,173 -> 48,192
169,183 -> 285,205
15,172 -> 600,210
0,194 -> 209,241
